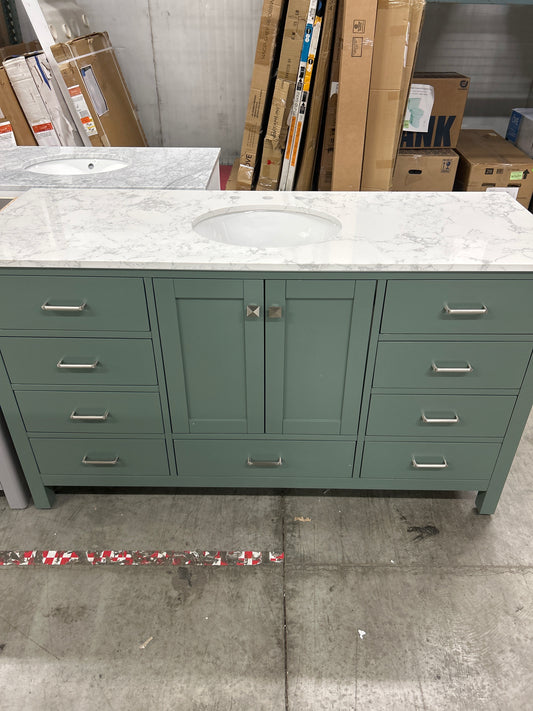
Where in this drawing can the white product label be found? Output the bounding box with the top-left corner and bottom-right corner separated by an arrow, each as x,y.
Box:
403,84 -> 435,133
31,121 -> 60,147
0,121 -> 17,148
80,66 -> 108,117
485,186 -> 520,200
68,85 -> 98,136
329,81 -> 339,99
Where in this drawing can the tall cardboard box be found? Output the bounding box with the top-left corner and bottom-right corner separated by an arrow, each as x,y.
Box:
294,0 -> 339,190
361,0 -> 425,191
506,108 -> 533,159
235,0 -> 286,189
455,129 -> 533,208
331,0 -> 378,190
317,0 -> 343,190
401,72 -> 470,149
392,149 -> 458,191
51,32 -> 146,148
0,67 -> 37,146
3,55 -> 61,146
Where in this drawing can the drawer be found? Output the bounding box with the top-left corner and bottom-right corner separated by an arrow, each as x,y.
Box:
373,342 -> 532,390
0,276 -> 149,331
366,394 -> 516,438
361,441 -> 501,482
381,280 -> 533,334
30,438 -> 170,478
174,440 -> 356,479
15,391 -> 164,434
0,338 -> 157,385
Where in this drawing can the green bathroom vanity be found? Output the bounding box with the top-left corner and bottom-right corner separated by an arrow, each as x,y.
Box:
0,188 -> 532,512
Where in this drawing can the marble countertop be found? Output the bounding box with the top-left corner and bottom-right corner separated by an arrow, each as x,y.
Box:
0,147 -> 220,190
0,188 -> 532,272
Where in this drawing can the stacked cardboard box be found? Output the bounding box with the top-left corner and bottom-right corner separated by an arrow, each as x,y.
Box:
392,72 -> 469,191
454,129 -> 533,209
360,0 -> 425,191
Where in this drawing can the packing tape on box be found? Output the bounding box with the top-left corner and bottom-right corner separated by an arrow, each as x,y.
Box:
54,46 -> 116,66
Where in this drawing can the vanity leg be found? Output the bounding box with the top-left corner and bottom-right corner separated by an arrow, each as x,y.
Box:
30,484 -> 56,509
475,490 -> 498,516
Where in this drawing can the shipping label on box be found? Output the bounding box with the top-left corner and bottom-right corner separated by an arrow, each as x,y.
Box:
68,84 -> 98,136
401,72 -> 469,149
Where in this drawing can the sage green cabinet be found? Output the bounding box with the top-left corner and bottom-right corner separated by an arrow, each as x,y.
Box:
0,270 -> 531,515
154,278 -> 375,436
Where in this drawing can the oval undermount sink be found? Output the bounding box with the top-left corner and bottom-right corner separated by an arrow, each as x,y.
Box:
193,207 -> 341,248
25,158 -> 129,176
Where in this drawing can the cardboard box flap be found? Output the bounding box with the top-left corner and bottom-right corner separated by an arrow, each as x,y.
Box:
456,129 -> 533,166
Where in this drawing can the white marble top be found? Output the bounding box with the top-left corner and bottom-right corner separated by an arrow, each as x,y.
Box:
0,188 -> 532,272
0,147 -> 220,190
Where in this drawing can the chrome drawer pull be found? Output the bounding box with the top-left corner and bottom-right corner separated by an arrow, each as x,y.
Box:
443,303 -> 487,316
247,456 -> 283,468
82,455 -> 119,466
268,305 -> 282,319
42,300 -> 87,312
411,457 -> 448,470
70,410 -> 109,422
57,359 -> 99,370
431,362 -> 473,374
421,412 -> 459,424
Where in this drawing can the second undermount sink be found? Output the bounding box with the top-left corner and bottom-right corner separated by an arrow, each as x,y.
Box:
25,158 -> 129,176
193,207 -> 341,248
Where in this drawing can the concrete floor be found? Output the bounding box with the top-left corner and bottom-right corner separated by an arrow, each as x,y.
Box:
0,413 -> 532,709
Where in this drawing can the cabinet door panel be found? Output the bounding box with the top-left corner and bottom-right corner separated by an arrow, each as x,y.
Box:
154,279 -> 264,434
266,280 -> 375,434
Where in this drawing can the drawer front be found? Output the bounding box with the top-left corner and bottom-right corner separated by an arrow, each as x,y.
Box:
373,342 -> 532,390
175,440 -> 356,479
0,338 -> 157,385
0,276 -> 149,331
381,280 -> 533,334
366,394 -> 516,438
30,438 -> 169,478
361,441 -> 501,482
16,391 -> 164,434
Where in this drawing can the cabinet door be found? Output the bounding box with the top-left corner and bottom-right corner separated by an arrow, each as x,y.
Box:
265,280 -> 375,435
154,279 -> 264,434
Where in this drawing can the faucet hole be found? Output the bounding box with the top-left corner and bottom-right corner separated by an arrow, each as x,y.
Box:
88,163 -> 95,170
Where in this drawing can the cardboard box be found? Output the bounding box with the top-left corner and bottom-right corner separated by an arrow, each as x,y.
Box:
235,0 -> 286,189
392,149 -> 458,191
25,53 -> 79,146
317,0 -> 343,191
361,0 -> 425,191
0,41 -> 41,64
0,67 -> 37,146
455,129 -> 533,208
3,55 -> 61,146
331,0 -> 378,190
295,0 -> 338,190
506,108 -> 533,159
401,72 -> 470,150
51,32 -> 146,148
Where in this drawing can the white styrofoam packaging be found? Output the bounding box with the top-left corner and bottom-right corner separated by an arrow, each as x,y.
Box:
506,108 -> 533,159
25,53 -> 79,146
2,55 -> 61,146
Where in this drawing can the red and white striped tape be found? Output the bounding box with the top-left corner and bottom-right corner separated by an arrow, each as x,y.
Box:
0,550 -> 285,567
